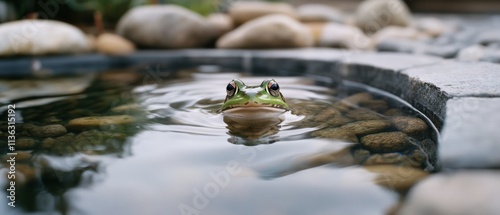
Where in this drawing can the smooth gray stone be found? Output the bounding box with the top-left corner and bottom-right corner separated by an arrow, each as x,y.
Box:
399,171 -> 500,215
401,61 -> 500,123
440,97 -> 500,168
403,61 -> 500,97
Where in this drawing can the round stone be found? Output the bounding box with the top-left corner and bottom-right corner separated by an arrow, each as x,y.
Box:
311,127 -> 359,143
228,1 -> 297,25
360,131 -> 412,153
297,4 -> 344,23
354,0 -> 412,33
391,116 -> 429,137
29,124 -> 67,137
346,109 -> 384,121
66,115 -> 136,131
342,120 -> 392,136
310,22 -> 372,50
95,33 -> 135,55
117,5 -> 215,48
216,14 -> 312,49
0,20 -> 92,56
364,165 -> 429,193
17,138 -> 37,150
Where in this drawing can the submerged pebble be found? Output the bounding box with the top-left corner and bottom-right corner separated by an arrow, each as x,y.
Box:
29,124 -> 67,137
66,115 -> 136,131
360,131 -> 412,153
391,116 -> 429,138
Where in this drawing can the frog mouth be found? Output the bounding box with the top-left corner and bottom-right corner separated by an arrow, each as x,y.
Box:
222,102 -> 288,112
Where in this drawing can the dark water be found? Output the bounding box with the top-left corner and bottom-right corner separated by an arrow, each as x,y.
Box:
0,66 -> 438,215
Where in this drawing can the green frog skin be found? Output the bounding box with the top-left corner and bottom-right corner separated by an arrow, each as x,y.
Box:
221,79 -> 289,113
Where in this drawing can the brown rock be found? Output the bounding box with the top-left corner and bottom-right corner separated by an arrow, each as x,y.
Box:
341,120 -> 392,136
360,99 -> 389,112
311,127 -> 359,143
346,109 -> 384,121
361,131 -> 412,153
391,116 -> 429,137
96,33 -> 135,55
66,115 -> 136,131
17,138 -> 37,150
333,92 -> 374,113
29,124 -> 67,137
364,152 -> 422,168
365,165 -> 429,193
384,108 -> 404,116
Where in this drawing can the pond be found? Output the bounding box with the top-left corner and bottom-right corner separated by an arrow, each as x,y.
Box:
0,65 -> 438,215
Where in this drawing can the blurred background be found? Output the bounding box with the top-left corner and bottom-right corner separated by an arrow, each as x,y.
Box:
1,0 -> 500,27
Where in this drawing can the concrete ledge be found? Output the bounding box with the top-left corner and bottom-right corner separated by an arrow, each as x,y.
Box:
1,48 -> 499,169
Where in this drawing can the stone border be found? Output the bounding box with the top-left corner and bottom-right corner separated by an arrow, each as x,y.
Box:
1,48 -> 499,169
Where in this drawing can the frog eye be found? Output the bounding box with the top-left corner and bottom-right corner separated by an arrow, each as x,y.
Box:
226,81 -> 237,97
267,80 -> 280,97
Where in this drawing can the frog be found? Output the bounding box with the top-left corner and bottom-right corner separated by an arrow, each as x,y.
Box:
220,79 -> 289,145
221,79 -> 289,113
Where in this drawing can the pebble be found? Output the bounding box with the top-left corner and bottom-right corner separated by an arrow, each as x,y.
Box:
116,5 -> 215,48
346,109 -> 384,121
390,116 -> 428,138
297,4 -> 344,23
364,152 -> 422,168
0,20 -> 92,56
228,1 -> 297,25
29,124 -> 67,137
354,0 -> 412,33
364,165 -> 429,193
17,138 -> 38,150
66,115 -> 136,131
207,13 -> 234,38
216,14 -> 312,49
361,131 -> 412,153
341,120 -> 392,136
95,33 -> 135,55
311,127 -> 359,143
315,22 -> 372,50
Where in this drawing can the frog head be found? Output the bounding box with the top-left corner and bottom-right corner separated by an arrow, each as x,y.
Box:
221,79 -> 289,112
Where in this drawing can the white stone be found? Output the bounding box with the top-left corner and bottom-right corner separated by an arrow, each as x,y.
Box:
216,14 -> 312,49
354,0 -> 412,33
0,20 -> 92,56
318,23 -> 372,50
297,4 -> 344,23
457,45 -> 486,62
116,5 -> 215,49
228,1 -> 297,25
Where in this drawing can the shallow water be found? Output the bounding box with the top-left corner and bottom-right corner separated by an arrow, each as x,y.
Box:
0,67 -> 437,215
